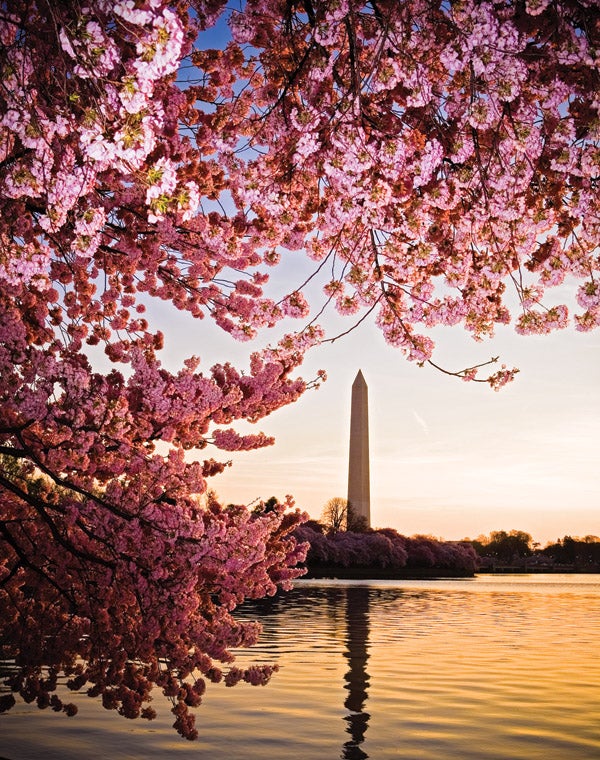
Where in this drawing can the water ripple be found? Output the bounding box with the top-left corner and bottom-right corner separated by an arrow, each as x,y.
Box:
1,575 -> 599,759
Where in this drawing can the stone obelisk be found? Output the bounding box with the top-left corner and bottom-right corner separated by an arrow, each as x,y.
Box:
347,370 -> 370,529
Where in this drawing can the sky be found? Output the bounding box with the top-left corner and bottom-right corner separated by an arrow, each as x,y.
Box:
154,265 -> 600,547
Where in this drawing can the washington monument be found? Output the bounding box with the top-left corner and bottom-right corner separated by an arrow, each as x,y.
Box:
347,370 -> 371,529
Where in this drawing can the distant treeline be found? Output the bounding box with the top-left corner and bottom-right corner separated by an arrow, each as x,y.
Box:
293,521 -> 479,575
467,530 -> 600,570
293,524 -> 600,575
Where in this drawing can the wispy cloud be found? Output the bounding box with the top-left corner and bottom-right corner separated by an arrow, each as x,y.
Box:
412,409 -> 430,436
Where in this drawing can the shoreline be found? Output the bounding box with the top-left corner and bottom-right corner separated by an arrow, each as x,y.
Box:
301,565 -> 474,580
301,564 -> 600,580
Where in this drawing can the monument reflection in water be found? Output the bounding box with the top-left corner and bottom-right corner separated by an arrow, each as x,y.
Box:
342,586 -> 370,760
237,582 -> 374,760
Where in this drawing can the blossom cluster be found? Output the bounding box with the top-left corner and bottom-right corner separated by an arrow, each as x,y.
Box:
194,0 -> 600,378
1,0 -> 201,290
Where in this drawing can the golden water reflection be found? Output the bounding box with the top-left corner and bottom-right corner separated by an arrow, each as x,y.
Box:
1,575 -> 600,759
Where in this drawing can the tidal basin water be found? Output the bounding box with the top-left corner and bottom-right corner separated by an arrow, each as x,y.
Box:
2,574 -> 600,759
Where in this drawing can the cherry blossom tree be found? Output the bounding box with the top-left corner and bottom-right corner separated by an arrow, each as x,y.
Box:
0,0 -> 315,738
1,0 -> 599,740
294,524 -> 478,572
